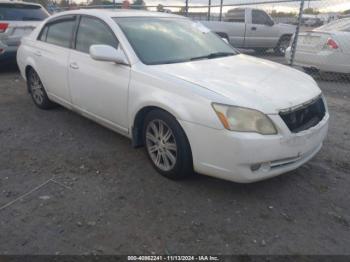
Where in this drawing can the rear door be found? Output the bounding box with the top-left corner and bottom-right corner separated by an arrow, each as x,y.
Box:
244,9 -> 279,48
33,15 -> 77,107
0,3 -> 48,52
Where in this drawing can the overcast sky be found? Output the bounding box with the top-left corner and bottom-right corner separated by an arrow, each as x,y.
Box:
143,0 -> 350,12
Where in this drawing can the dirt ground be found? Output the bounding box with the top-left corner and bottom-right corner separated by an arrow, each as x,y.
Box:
0,58 -> 349,255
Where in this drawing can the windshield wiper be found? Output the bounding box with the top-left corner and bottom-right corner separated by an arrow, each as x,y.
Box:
190,52 -> 235,61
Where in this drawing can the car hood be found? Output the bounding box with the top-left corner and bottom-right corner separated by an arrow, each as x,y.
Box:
150,54 -> 321,114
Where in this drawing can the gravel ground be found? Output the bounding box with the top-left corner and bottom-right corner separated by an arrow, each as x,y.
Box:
0,59 -> 349,255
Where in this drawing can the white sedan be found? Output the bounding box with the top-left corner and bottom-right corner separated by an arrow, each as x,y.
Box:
286,18 -> 350,74
17,9 -> 329,183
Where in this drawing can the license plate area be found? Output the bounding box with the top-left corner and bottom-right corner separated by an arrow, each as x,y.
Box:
13,27 -> 34,37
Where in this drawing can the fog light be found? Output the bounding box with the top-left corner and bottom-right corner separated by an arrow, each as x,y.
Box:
250,164 -> 261,172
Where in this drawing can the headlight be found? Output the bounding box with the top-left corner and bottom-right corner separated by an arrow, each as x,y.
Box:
212,103 -> 277,135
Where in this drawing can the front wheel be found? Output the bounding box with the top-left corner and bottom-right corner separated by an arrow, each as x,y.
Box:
274,35 -> 292,56
27,69 -> 57,109
143,110 -> 193,180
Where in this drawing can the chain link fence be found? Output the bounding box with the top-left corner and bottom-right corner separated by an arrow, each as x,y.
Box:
50,0 -> 350,83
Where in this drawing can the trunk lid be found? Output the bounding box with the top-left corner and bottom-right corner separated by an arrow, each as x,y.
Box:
296,31 -> 332,53
0,21 -> 41,47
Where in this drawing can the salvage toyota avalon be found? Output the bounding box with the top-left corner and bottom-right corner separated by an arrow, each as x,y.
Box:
17,10 -> 329,183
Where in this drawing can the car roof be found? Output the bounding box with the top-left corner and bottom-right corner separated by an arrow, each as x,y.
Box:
54,9 -> 184,19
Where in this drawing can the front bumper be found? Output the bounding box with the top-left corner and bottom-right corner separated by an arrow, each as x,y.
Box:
285,47 -> 350,74
179,113 -> 329,183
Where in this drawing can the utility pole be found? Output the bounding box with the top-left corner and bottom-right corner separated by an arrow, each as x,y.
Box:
185,0 -> 189,17
207,0 -> 211,21
219,0 -> 223,21
290,0 -> 305,66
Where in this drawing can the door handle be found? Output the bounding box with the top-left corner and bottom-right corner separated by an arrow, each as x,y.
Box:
70,62 -> 79,70
34,50 -> 41,57
251,26 -> 257,31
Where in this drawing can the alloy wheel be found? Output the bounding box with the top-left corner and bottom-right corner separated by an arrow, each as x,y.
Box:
145,119 -> 177,171
29,71 -> 44,105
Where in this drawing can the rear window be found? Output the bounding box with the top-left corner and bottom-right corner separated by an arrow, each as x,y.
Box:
316,18 -> 350,32
224,9 -> 245,23
45,19 -> 76,48
0,3 -> 48,21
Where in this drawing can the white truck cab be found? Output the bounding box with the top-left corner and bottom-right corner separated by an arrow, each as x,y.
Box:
201,8 -> 296,56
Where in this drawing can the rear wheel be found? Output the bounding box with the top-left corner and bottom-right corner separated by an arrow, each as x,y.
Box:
143,110 -> 193,180
274,35 -> 292,56
27,69 -> 56,109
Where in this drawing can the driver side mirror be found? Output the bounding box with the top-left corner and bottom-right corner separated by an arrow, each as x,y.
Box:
89,45 -> 129,65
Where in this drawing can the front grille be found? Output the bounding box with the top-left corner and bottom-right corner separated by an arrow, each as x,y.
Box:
280,96 -> 326,133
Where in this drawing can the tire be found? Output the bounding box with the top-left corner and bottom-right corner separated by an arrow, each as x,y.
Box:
27,68 -> 57,109
143,109 -> 193,180
303,67 -> 320,77
274,35 -> 292,56
254,48 -> 268,55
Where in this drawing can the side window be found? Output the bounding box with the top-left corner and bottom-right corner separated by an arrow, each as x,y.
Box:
75,16 -> 119,54
42,19 -> 75,48
224,10 -> 245,23
252,10 -> 271,25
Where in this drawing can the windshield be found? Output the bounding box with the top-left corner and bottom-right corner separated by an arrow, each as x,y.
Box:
0,4 -> 48,21
316,18 -> 350,32
114,17 -> 238,65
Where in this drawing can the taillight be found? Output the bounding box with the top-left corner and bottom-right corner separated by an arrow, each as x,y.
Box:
325,38 -> 339,49
0,23 -> 9,33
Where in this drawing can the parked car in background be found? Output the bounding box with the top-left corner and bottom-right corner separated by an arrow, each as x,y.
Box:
304,18 -> 324,28
286,18 -> 350,74
0,1 -> 48,63
201,8 -> 296,56
17,10 -> 329,183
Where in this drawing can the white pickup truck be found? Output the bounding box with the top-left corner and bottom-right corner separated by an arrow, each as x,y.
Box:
201,8 -> 296,56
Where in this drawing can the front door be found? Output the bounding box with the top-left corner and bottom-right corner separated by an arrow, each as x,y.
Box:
68,16 -> 130,132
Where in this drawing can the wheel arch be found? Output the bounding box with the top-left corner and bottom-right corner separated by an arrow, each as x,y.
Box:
131,105 -> 187,148
25,65 -> 35,93
24,58 -> 39,93
276,34 -> 293,47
